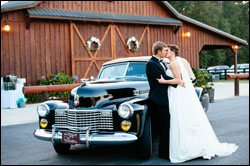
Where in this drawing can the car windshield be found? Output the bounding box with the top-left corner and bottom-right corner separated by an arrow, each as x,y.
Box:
240,64 -> 249,69
97,62 -> 147,81
218,66 -> 229,69
230,65 -> 241,69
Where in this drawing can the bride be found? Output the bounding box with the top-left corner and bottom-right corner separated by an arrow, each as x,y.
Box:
157,44 -> 238,163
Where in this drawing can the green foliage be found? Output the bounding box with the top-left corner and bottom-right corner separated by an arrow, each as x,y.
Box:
26,72 -> 74,103
192,68 -> 213,87
39,79 -> 49,85
169,1 -> 249,68
25,94 -> 41,104
49,72 -> 74,85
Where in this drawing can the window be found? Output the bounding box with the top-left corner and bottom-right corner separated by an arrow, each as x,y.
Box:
126,63 -> 146,77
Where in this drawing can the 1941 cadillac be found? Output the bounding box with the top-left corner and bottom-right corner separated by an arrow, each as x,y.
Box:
33,56 -> 209,159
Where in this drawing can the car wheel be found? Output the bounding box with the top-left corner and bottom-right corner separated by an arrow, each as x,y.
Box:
52,140 -> 71,154
137,117 -> 152,159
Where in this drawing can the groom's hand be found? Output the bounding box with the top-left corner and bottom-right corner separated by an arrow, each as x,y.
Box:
178,80 -> 185,87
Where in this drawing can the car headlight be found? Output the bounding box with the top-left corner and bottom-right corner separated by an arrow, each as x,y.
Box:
40,118 -> 48,128
118,103 -> 134,119
37,103 -> 50,117
121,120 -> 131,131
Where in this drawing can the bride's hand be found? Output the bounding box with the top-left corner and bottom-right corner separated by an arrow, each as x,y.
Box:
157,75 -> 165,83
178,80 -> 185,87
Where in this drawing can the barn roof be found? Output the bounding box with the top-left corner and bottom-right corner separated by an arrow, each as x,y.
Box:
1,1 -> 248,45
1,1 -> 42,12
162,2 -> 248,45
26,8 -> 182,26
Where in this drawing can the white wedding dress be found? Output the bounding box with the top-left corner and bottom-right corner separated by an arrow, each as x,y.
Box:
166,57 -> 238,163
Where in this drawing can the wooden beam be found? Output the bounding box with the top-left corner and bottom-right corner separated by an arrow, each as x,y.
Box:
70,22 -> 75,76
83,61 -> 94,78
138,26 -> 148,45
111,25 -> 115,59
226,73 -> 249,80
93,25 -> 112,58
23,83 -> 82,94
233,48 -> 239,96
72,23 -> 93,58
114,26 -> 130,54
147,26 -> 151,56
174,25 -> 180,34
26,16 -> 31,30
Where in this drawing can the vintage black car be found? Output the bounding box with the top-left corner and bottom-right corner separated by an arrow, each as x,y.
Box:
34,56 -> 208,159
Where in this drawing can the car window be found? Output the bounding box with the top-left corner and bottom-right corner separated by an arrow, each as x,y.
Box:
126,63 -> 146,77
220,66 -> 229,69
98,63 -> 128,80
230,65 -> 239,69
207,67 -> 215,70
97,62 -> 147,81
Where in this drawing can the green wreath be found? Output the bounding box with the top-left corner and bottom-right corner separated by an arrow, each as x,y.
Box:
87,36 -> 101,51
127,36 -> 139,52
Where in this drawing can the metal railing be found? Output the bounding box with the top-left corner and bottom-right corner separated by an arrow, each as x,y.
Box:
207,68 -> 249,80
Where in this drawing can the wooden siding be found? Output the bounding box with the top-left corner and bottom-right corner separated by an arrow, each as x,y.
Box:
1,14 -> 71,85
69,21 -> 235,81
36,1 -> 172,18
1,1 -> 237,85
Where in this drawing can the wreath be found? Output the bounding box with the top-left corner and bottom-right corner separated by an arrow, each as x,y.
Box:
127,36 -> 139,52
87,36 -> 101,51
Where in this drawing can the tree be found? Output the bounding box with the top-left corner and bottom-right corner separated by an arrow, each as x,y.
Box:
169,1 -> 249,68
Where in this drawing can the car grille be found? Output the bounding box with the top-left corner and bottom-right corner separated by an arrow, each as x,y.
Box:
55,109 -> 113,134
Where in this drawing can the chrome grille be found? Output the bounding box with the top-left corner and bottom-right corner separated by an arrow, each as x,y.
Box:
55,109 -> 113,134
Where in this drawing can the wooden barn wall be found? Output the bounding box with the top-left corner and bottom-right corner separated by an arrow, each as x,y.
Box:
1,1 -> 237,85
1,11 -> 71,85
35,1 -> 172,18
71,21 -> 235,80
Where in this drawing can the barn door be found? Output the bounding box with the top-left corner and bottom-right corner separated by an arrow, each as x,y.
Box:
70,22 -> 150,81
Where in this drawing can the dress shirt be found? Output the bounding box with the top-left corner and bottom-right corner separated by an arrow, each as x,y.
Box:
153,56 -> 167,71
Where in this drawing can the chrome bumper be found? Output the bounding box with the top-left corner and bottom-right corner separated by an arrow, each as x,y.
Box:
33,129 -> 138,147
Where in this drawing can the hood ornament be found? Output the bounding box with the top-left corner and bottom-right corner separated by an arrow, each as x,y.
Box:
80,78 -> 89,86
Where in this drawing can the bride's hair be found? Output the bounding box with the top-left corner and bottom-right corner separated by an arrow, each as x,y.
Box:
167,44 -> 179,57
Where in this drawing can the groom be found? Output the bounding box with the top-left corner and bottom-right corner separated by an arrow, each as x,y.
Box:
146,41 -> 183,160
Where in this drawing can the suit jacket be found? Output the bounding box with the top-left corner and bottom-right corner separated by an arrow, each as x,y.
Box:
146,56 -> 177,106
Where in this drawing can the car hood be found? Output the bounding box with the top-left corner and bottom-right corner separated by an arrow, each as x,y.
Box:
71,80 -> 149,108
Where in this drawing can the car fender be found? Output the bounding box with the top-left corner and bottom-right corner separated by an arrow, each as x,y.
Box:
128,98 -> 149,138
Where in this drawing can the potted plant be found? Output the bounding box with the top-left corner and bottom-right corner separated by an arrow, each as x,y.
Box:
192,68 -> 215,102
206,82 -> 215,103
16,97 -> 28,108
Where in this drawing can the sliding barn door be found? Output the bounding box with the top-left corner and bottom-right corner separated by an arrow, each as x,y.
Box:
70,22 -> 150,81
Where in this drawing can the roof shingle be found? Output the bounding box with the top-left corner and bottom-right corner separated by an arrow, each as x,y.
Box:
27,8 -> 183,25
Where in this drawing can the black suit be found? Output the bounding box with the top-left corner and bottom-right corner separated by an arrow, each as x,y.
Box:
146,56 -> 177,159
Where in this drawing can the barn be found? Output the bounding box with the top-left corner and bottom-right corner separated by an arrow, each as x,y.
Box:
1,1 -> 248,86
